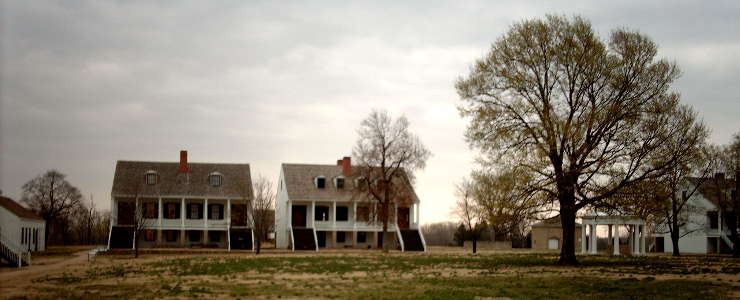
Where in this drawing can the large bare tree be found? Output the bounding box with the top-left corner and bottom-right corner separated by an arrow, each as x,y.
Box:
21,170 -> 83,246
457,15 -> 705,264
250,176 -> 275,255
353,109 -> 431,251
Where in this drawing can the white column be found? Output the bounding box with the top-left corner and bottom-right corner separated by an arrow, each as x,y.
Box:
311,201 -> 316,228
158,197 -> 163,227
635,225 -> 640,254
226,199 -> 231,227
332,201 -> 336,227
590,224 -> 597,254
181,198 -> 185,229
613,224 -> 620,255
581,222 -> 587,254
415,203 -> 420,227
204,199 -> 209,228
352,202 -> 357,227
639,225 -> 646,255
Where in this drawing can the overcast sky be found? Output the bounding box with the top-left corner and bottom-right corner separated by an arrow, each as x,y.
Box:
1,1 -> 738,224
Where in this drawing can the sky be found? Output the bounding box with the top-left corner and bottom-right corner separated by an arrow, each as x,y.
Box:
1,1 -> 739,224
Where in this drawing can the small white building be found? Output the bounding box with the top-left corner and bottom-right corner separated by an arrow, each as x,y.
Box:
275,157 -> 426,251
0,196 -> 46,267
654,173 -> 737,254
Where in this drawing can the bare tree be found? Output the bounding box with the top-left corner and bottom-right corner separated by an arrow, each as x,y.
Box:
452,178 -> 483,253
353,109 -> 431,252
250,176 -> 275,255
21,170 -> 83,246
132,194 -> 156,258
457,15 -> 705,264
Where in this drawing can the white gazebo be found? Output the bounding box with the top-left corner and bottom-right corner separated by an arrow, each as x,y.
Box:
581,214 -> 646,256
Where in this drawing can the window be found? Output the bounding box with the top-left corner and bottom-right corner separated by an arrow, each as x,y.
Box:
144,202 -> 158,219
145,230 -> 156,242
145,171 -> 158,185
188,231 -> 201,242
708,211 -> 719,229
337,231 -> 346,243
165,230 -> 178,242
316,176 -> 326,189
188,203 -> 202,219
357,232 -> 367,243
165,203 -> 180,219
209,173 -> 222,187
336,206 -> 349,221
335,177 -> 345,189
357,206 -> 370,222
209,204 -> 223,220
354,177 -> 365,189
209,231 -> 221,243
315,206 -> 330,221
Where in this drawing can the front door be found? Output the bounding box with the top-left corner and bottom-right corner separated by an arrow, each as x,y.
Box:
397,207 -> 410,229
316,231 -> 326,248
292,205 -> 307,227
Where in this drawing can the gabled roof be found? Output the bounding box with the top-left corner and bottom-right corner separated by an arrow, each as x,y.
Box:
0,196 -> 44,221
685,176 -> 737,208
112,161 -> 252,199
280,163 -> 420,202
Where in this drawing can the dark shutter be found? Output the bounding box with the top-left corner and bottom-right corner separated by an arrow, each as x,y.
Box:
219,204 -> 224,219
186,204 -> 192,219
198,204 -> 204,219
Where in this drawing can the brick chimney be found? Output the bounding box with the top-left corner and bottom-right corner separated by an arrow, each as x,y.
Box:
340,156 -> 351,177
179,150 -> 188,173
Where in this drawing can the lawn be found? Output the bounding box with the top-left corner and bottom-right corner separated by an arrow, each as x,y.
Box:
12,248 -> 740,299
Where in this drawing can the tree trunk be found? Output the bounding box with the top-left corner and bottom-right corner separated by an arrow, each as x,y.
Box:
670,198 -> 681,256
255,238 -> 261,255
472,237 -> 477,254
558,205 -> 578,265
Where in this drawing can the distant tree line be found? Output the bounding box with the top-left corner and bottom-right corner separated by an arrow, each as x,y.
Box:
21,170 -> 110,246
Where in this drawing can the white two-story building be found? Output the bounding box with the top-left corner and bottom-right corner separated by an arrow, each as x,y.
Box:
108,151 -> 254,250
275,157 -> 426,251
654,173 -> 738,254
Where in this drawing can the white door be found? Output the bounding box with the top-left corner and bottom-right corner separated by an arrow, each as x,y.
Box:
548,238 -> 559,250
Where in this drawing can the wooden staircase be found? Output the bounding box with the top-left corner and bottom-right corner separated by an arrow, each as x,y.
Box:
400,229 -> 425,251
292,228 -> 317,251
1,235 -> 31,267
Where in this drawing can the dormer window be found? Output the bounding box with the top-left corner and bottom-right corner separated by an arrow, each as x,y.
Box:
209,172 -> 223,187
335,177 -> 345,189
145,170 -> 158,185
315,176 -> 326,189
354,177 -> 365,189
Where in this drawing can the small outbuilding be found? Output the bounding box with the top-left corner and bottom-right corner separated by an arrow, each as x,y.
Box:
531,217 -> 583,251
0,196 -> 46,267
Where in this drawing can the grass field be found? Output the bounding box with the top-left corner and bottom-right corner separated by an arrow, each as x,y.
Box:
7,247 -> 740,299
